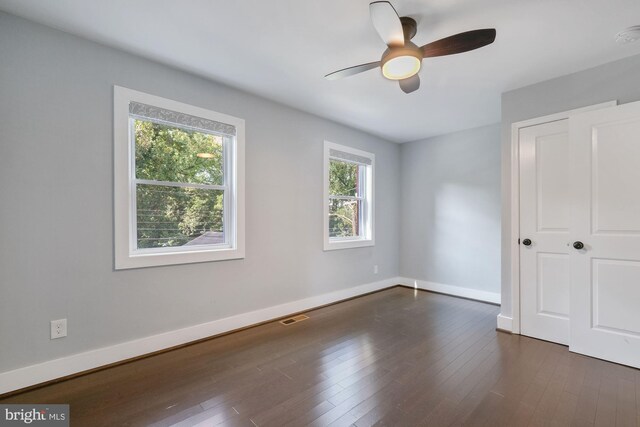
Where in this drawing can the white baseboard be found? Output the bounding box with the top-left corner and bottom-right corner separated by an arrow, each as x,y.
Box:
397,277 -> 501,305
0,277 -> 401,395
496,314 -> 513,332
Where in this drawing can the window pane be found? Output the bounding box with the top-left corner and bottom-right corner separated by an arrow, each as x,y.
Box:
329,159 -> 362,197
136,183 -> 224,249
134,119 -> 224,186
329,198 -> 361,238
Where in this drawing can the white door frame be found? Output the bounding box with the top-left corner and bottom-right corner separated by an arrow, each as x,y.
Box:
508,101 -> 617,335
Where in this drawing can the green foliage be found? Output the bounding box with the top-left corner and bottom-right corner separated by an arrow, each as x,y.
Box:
135,120 -> 223,185
329,159 -> 358,196
134,120 -> 225,248
328,160 -> 360,237
133,123 -> 364,246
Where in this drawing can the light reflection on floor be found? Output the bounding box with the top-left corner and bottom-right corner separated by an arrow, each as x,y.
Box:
155,332 -> 380,426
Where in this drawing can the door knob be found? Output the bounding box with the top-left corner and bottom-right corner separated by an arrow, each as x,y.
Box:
573,241 -> 584,250
522,238 -> 532,246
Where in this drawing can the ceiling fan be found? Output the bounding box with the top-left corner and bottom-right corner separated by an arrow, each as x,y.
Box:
325,1 -> 496,94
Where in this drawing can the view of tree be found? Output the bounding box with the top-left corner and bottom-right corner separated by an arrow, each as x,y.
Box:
328,159 -> 361,237
134,122 -> 362,247
134,120 -> 225,249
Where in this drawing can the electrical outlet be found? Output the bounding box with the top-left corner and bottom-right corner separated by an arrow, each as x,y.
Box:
50,319 -> 67,339
374,265 -> 379,274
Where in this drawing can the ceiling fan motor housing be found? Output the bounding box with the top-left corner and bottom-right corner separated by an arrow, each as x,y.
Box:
400,16 -> 417,40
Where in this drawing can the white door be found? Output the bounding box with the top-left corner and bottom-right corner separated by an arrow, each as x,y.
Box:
569,101 -> 640,368
519,120 -> 571,345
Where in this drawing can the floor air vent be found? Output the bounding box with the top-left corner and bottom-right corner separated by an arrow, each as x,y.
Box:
279,314 -> 309,325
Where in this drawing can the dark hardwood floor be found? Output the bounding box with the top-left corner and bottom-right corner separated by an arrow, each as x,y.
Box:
2,287 -> 639,426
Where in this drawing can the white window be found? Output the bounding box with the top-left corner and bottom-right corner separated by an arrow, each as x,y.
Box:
323,141 -> 375,250
114,86 -> 245,269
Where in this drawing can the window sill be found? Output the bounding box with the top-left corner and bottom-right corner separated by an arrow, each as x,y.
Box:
323,239 -> 374,251
115,246 -> 245,270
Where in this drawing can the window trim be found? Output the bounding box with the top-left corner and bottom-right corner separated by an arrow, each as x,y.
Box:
323,141 -> 375,251
114,86 -> 245,269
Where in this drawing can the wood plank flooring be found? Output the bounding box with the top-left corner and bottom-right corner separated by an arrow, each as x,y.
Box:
2,287 -> 639,426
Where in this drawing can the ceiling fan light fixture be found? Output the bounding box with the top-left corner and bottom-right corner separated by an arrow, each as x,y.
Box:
380,43 -> 423,80
324,1 -> 496,93
382,55 -> 421,80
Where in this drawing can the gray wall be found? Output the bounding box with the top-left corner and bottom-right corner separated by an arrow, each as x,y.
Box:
400,124 -> 502,294
0,13 -> 401,373
500,53 -> 640,316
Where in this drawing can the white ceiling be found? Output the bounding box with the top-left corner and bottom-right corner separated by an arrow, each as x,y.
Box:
2,0 -> 640,142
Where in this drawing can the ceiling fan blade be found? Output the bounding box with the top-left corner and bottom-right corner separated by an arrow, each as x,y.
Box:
324,61 -> 380,80
421,29 -> 496,58
399,74 -> 420,94
369,1 -> 405,47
